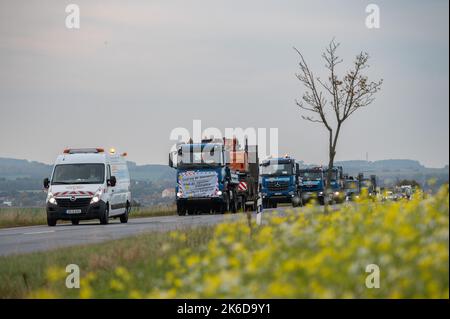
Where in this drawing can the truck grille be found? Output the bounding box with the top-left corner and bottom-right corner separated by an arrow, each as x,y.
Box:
56,198 -> 92,208
267,181 -> 289,192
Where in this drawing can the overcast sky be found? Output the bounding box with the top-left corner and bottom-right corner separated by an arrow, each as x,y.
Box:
0,0 -> 448,167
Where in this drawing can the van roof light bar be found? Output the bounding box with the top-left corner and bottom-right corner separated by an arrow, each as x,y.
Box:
63,148 -> 105,154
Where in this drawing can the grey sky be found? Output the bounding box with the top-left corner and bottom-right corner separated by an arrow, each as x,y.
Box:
0,0 -> 448,167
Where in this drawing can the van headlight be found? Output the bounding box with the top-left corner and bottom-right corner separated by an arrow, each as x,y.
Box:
216,190 -> 223,196
90,189 -> 103,204
177,192 -> 183,198
47,192 -> 57,205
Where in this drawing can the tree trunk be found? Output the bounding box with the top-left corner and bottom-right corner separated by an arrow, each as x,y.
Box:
324,124 -> 341,214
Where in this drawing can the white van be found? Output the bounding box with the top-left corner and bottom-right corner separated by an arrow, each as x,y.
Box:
44,148 -> 131,226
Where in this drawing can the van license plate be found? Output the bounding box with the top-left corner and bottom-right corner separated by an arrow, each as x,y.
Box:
66,209 -> 82,214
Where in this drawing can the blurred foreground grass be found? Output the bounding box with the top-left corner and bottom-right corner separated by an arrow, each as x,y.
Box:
0,185 -> 448,298
0,206 -> 176,229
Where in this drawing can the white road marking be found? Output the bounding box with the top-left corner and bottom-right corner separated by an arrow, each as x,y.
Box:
23,230 -> 55,235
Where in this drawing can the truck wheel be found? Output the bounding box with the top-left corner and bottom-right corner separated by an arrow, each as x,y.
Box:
99,205 -> 109,225
177,207 -> 186,216
177,203 -> 186,216
71,219 -> 79,225
231,191 -> 238,214
120,202 -> 130,223
47,217 -> 57,227
221,196 -> 230,214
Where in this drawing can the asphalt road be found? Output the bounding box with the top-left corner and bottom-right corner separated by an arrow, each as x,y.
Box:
0,212 -> 258,257
0,203 -> 338,257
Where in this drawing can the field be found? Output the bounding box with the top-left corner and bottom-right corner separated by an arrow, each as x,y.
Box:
0,206 -> 176,229
0,186 -> 448,299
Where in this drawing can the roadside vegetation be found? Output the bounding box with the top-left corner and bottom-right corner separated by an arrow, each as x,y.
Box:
0,206 -> 176,229
0,185 -> 448,298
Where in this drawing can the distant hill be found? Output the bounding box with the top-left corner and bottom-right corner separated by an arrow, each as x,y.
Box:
0,158 -> 52,179
0,156 -> 448,191
299,159 -> 448,189
335,159 -> 425,172
127,162 -> 174,182
0,158 -> 176,207
0,157 -> 447,207
0,158 -> 174,182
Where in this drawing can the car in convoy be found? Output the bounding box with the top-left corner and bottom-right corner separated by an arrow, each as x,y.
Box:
43,148 -> 131,226
382,191 -> 398,201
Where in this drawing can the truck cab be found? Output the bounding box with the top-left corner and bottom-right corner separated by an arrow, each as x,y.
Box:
298,167 -> 325,205
343,177 -> 360,201
170,140 -> 239,215
358,173 -> 378,199
260,156 -> 301,208
325,166 -> 345,203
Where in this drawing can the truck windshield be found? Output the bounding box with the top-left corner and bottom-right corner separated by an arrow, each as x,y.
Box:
177,145 -> 223,168
52,164 -> 105,185
345,181 -> 359,189
260,163 -> 292,176
325,170 -> 339,180
299,171 -> 322,180
360,180 -> 372,188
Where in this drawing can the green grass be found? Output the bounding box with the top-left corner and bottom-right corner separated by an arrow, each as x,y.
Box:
0,225 -> 215,298
0,206 -> 176,229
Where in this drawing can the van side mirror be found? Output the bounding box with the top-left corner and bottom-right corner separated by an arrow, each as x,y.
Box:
43,178 -> 50,189
169,153 -> 174,168
108,176 -> 117,187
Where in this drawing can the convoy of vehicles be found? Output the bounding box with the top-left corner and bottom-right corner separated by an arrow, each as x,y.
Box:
42,145 -> 388,225
260,156 -> 302,208
43,148 -> 131,226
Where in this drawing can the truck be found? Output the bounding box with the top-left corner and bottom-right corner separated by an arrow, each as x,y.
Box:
298,166 -> 326,205
260,156 -> 302,208
357,173 -> 378,198
325,166 -> 345,203
169,138 -> 258,215
43,148 -> 131,226
343,176 -> 360,201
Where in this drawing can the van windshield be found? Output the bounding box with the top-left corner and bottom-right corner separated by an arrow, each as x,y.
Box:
52,164 -> 105,185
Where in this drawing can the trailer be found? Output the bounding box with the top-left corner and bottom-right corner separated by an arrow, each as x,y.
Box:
229,139 -> 259,211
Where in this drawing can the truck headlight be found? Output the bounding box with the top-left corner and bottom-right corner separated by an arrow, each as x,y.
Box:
90,189 -> 103,204
47,192 -> 56,205
176,192 -> 183,198
216,190 -> 222,196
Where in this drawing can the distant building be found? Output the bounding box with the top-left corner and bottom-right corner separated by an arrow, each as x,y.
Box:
161,188 -> 175,198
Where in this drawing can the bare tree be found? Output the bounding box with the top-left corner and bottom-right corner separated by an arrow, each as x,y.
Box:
294,39 -> 383,209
